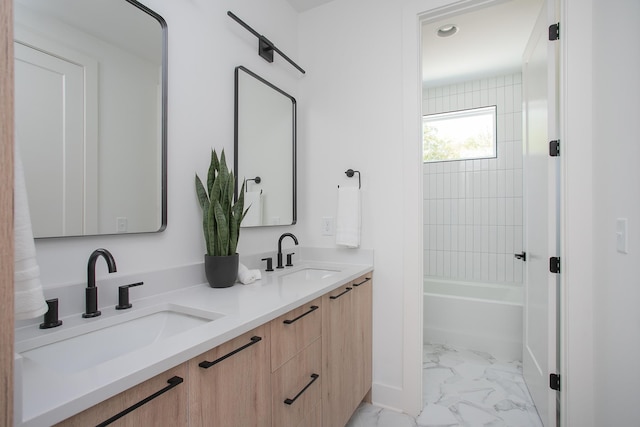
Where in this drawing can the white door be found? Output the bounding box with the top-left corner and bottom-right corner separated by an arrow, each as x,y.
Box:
14,40 -> 98,237
522,1 -> 559,426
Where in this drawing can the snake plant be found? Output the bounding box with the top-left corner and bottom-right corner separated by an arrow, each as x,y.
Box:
195,149 -> 247,256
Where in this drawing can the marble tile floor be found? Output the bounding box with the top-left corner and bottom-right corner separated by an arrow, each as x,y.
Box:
346,343 -> 543,427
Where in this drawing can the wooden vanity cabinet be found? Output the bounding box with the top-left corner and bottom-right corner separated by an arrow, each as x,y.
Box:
55,363 -> 188,427
55,271 -> 372,427
352,274 -> 373,403
270,299 -> 323,427
188,325 -> 271,427
322,273 -> 373,427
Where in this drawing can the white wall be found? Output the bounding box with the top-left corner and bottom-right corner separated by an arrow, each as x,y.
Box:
297,0 -> 413,410
592,0 -> 640,424
423,72 -> 524,284
33,0 -> 301,285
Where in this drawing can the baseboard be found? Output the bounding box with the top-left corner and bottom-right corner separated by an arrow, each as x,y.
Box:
370,382 -> 409,414
424,327 -> 522,361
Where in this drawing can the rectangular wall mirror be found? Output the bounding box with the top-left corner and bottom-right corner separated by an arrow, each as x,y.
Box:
14,0 -> 167,238
234,66 -> 296,227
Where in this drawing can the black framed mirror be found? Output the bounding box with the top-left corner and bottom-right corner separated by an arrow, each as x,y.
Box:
234,66 -> 296,227
14,0 -> 167,238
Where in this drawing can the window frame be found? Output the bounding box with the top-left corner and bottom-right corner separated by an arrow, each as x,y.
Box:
422,105 -> 498,163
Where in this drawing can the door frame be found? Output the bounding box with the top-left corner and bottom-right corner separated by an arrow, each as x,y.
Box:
402,0 -> 597,424
557,1 -> 596,426
401,0 -> 535,417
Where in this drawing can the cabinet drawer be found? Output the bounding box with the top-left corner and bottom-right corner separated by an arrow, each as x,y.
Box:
56,363 -> 188,427
272,338 -> 322,427
297,401 -> 321,427
189,325 -> 271,427
271,297 -> 321,371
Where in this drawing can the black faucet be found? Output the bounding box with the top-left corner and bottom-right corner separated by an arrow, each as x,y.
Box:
277,233 -> 298,269
83,248 -> 117,318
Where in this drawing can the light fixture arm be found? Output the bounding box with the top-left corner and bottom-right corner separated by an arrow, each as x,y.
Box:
227,11 -> 306,75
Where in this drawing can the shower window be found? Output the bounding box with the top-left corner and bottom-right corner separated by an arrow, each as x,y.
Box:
423,105 -> 497,163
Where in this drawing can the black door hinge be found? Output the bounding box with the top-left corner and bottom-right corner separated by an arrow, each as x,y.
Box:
549,140 -> 560,156
550,373 -> 561,391
549,23 -> 560,41
550,257 -> 561,274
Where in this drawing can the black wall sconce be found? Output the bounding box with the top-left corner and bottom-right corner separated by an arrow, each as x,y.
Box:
227,11 -> 306,75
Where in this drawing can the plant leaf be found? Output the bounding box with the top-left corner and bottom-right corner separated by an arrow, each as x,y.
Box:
229,217 -> 238,255
210,165 -> 223,207
230,181 -> 245,254
213,201 -> 229,256
207,195 -> 217,255
219,149 -> 228,175
217,169 -> 229,218
207,149 -> 219,196
195,174 -> 209,210
196,174 -> 212,254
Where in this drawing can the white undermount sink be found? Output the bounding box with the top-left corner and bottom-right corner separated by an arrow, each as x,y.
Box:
18,305 -> 223,374
280,268 -> 340,282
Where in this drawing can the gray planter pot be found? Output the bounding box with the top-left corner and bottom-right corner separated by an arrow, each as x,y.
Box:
204,253 -> 239,288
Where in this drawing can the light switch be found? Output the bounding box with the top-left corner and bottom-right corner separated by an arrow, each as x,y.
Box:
117,217 -> 128,233
616,218 -> 628,254
321,217 -> 335,236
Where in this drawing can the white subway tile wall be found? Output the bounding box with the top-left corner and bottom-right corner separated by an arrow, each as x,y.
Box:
423,73 -> 524,284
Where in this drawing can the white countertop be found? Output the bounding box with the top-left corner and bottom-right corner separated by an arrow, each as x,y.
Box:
14,258 -> 373,427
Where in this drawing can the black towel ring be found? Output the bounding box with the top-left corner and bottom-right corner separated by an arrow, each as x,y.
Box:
338,169 -> 361,189
245,176 -> 261,192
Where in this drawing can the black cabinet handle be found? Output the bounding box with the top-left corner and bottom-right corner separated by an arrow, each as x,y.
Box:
284,373 -> 320,405
329,287 -> 352,300
96,376 -> 183,427
353,277 -> 371,287
283,305 -> 318,324
199,336 -> 262,369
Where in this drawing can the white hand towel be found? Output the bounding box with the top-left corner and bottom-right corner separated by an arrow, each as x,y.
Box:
335,187 -> 361,248
243,191 -> 263,227
237,263 -> 262,285
14,144 -> 47,320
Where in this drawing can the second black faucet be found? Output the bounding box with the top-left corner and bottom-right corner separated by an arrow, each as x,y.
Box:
277,233 -> 298,269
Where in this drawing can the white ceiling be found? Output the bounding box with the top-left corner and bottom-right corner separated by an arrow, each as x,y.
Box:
286,0 -> 335,12
422,0 -> 542,87
287,0 -> 541,86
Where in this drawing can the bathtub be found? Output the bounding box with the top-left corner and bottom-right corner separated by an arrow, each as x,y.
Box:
423,279 -> 523,361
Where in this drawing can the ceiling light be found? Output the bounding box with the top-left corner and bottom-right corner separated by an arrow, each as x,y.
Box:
436,24 -> 458,38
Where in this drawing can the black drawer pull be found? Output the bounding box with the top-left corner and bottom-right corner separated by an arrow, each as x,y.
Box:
353,277 -> 371,287
284,373 -> 320,405
96,376 -> 183,427
329,287 -> 352,300
199,336 -> 262,369
283,305 -> 319,324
